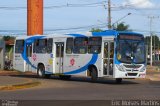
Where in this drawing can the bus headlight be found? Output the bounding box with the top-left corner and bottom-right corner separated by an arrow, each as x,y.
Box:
116,64 -> 125,72
140,66 -> 146,72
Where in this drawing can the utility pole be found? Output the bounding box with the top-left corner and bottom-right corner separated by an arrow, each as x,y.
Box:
27,0 -> 43,36
108,0 -> 111,30
148,16 -> 159,66
158,40 -> 160,61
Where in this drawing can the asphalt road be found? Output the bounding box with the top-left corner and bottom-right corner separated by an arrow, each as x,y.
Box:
0,75 -> 160,101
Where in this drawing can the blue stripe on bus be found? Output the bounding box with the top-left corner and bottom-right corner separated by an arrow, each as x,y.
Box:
63,54 -> 98,75
92,30 -> 118,37
66,34 -> 86,37
25,36 -> 46,44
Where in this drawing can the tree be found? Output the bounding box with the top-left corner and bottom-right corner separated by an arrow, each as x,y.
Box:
145,35 -> 160,50
3,36 -> 15,53
113,22 -> 130,31
3,36 -> 15,41
90,28 -> 103,32
90,22 -> 130,32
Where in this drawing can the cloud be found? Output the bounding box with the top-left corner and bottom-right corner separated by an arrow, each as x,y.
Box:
123,0 -> 155,8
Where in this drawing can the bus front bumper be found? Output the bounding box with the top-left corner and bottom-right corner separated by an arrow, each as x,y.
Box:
114,71 -> 146,79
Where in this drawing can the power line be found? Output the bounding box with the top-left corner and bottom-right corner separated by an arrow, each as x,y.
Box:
0,7 -> 26,10
39,23 -> 106,31
132,29 -> 160,34
0,1 -> 107,10
0,23 -> 107,34
110,3 -> 160,11
1,2 -> 159,11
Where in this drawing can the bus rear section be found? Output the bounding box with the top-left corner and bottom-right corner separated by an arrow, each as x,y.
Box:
13,36 -> 54,77
13,39 -> 26,72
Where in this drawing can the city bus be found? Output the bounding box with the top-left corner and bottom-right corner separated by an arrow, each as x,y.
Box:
13,30 -> 146,83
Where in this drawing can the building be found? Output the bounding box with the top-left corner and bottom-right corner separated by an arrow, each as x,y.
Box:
0,36 -> 5,70
5,38 -> 15,61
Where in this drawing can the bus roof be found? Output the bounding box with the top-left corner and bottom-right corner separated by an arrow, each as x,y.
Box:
15,30 -> 143,40
117,31 -> 143,36
92,30 -> 118,37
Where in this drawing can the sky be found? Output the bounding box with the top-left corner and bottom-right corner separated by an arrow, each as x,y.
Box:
0,0 -> 160,36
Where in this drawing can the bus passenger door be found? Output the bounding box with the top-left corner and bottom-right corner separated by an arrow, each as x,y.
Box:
103,42 -> 114,76
25,44 -> 32,71
55,42 -> 64,73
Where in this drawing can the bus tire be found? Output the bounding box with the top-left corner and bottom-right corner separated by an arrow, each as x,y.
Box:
37,65 -> 45,78
45,74 -> 51,79
116,78 -> 122,84
90,67 -> 97,82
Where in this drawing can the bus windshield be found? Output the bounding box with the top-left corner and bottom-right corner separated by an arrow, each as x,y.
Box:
116,34 -> 145,64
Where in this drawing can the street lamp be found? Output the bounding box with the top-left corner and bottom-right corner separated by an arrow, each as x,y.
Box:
112,13 -> 131,29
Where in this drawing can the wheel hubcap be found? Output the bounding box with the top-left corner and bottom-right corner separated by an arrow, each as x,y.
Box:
38,69 -> 42,77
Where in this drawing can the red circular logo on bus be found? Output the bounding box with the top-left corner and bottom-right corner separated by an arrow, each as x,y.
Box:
70,58 -> 75,66
32,54 -> 37,61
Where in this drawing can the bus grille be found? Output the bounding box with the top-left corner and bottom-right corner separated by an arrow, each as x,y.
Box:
127,73 -> 138,76
126,70 -> 139,72
124,64 -> 141,69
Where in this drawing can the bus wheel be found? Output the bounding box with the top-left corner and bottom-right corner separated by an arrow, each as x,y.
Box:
37,65 -> 45,78
91,67 -> 97,82
116,78 -> 122,84
45,74 -> 51,79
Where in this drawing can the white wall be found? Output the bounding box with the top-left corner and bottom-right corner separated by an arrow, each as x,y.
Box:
0,37 -> 5,70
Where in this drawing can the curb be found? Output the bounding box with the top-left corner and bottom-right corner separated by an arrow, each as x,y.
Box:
0,79 -> 41,91
0,71 -> 36,76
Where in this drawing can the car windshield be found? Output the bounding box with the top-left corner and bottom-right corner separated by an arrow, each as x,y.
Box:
117,39 -> 145,64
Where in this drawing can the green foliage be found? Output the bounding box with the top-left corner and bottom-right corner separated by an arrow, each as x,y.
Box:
2,36 -> 15,51
90,22 -> 130,32
145,35 -> 160,50
90,28 -> 103,32
3,36 -> 15,41
113,22 -> 130,31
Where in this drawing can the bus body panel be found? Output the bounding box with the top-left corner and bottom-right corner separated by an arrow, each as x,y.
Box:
63,54 -> 93,76
13,39 -> 26,72
14,54 -> 25,72
32,53 -> 53,74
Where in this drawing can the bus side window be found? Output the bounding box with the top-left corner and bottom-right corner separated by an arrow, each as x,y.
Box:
15,40 -> 24,54
66,38 -> 73,54
88,37 -> 102,54
73,37 -> 88,54
33,40 -> 39,53
26,44 -> 32,57
47,38 -> 53,53
110,42 -> 114,58
33,39 -> 47,53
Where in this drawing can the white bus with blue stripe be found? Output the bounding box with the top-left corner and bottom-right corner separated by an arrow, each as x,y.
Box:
13,30 -> 146,83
